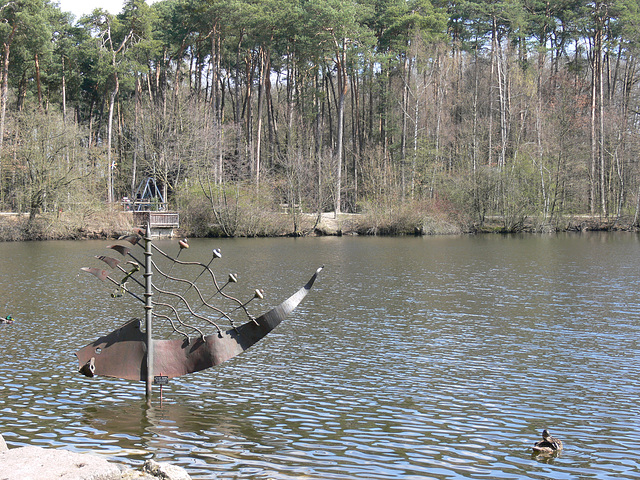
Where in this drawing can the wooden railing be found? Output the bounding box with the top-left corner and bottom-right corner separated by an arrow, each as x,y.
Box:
134,211 -> 179,228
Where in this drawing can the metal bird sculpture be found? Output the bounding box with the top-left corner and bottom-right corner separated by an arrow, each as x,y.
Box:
76,266 -> 322,380
77,230 -> 322,393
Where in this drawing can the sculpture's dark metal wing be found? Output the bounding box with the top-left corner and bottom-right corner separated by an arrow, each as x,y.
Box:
76,267 -> 322,380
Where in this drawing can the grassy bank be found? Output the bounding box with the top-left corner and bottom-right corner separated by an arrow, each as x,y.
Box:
0,210 -> 136,241
1,204 -> 637,242
0,204 -> 467,241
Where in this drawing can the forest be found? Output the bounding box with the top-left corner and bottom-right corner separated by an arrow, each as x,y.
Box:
0,0 -> 639,237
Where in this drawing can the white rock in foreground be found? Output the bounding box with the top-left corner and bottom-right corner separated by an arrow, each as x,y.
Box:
0,445 -> 122,480
0,442 -> 193,480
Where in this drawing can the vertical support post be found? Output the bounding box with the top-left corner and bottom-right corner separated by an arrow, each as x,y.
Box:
144,223 -> 154,401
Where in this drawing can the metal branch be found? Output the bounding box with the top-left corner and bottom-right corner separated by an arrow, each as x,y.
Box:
201,273 -> 237,305
151,312 -> 192,340
151,281 -> 227,334
152,246 -> 257,319
159,238 -> 190,292
182,248 -> 222,296
150,259 -> 236,326
151,243 -> 227,299
150,301 -> 206,339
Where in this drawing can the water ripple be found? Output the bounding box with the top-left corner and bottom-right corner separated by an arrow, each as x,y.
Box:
2,235 -> 640,478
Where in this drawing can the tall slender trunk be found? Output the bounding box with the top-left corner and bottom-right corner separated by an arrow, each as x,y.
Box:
0,24 -> 17,156
350,71 -> 360,204
107,79 -> 119,204
210,24 -> 223,184
286,46 -> 295,153
472,50 -> 479,211
265,49 -> 277,169
106,25 -> 133,204
245,49 -> 254,180
314,71 -> 322,209
255,46 -> 269,189
335,41 -> 347,216
488,20 -> 496,168
62,56 -> 67,123
132,75 -> 142,195
35,53 -> 42,109
412,72 -> 419,200
401,55 -> 410,201
234,31 -> 244,173
496,45 -> 509,170
599,35 -> 606,216
590,3 -> 605,216
590,49 -> 597,215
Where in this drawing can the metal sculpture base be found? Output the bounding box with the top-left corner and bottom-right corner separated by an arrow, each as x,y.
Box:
77,267 -> 322,380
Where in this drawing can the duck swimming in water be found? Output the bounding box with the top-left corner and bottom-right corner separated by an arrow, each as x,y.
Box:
1,315 -> 13,324
532,429 -> 563,454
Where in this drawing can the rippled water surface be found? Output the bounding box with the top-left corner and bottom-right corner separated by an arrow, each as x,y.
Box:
1,234 -> 640,479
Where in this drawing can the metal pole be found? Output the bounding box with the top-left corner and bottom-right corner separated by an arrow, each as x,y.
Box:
144,224 -> 153,400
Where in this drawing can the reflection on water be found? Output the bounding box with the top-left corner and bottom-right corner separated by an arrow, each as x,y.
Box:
1,234 -> 640,479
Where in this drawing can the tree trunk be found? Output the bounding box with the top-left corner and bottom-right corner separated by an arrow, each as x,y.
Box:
314,71 -> 322,210
0,24 -> 16,155
401,54 -> 409,201
590,3 -> 604,215
62,56 -> 67,123
209,25 -> 224,184
334,41 -> 347,216
132,75 -> 142,195
255,46 -> 269,189
35,53 -> 43,109
245,49 -> 254,180
107,83 -> 118,204
599,31 -> 606,216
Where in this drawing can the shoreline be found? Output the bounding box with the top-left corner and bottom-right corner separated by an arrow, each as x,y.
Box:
0,210 -> 637,242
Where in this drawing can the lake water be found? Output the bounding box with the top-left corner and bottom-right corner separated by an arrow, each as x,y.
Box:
1,233 -> 639,479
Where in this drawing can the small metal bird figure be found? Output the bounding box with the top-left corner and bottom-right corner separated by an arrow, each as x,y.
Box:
118,234 -> 141,245
95,255 -> 121,269
81,267 -> 109,281
108,244 -> 131,257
